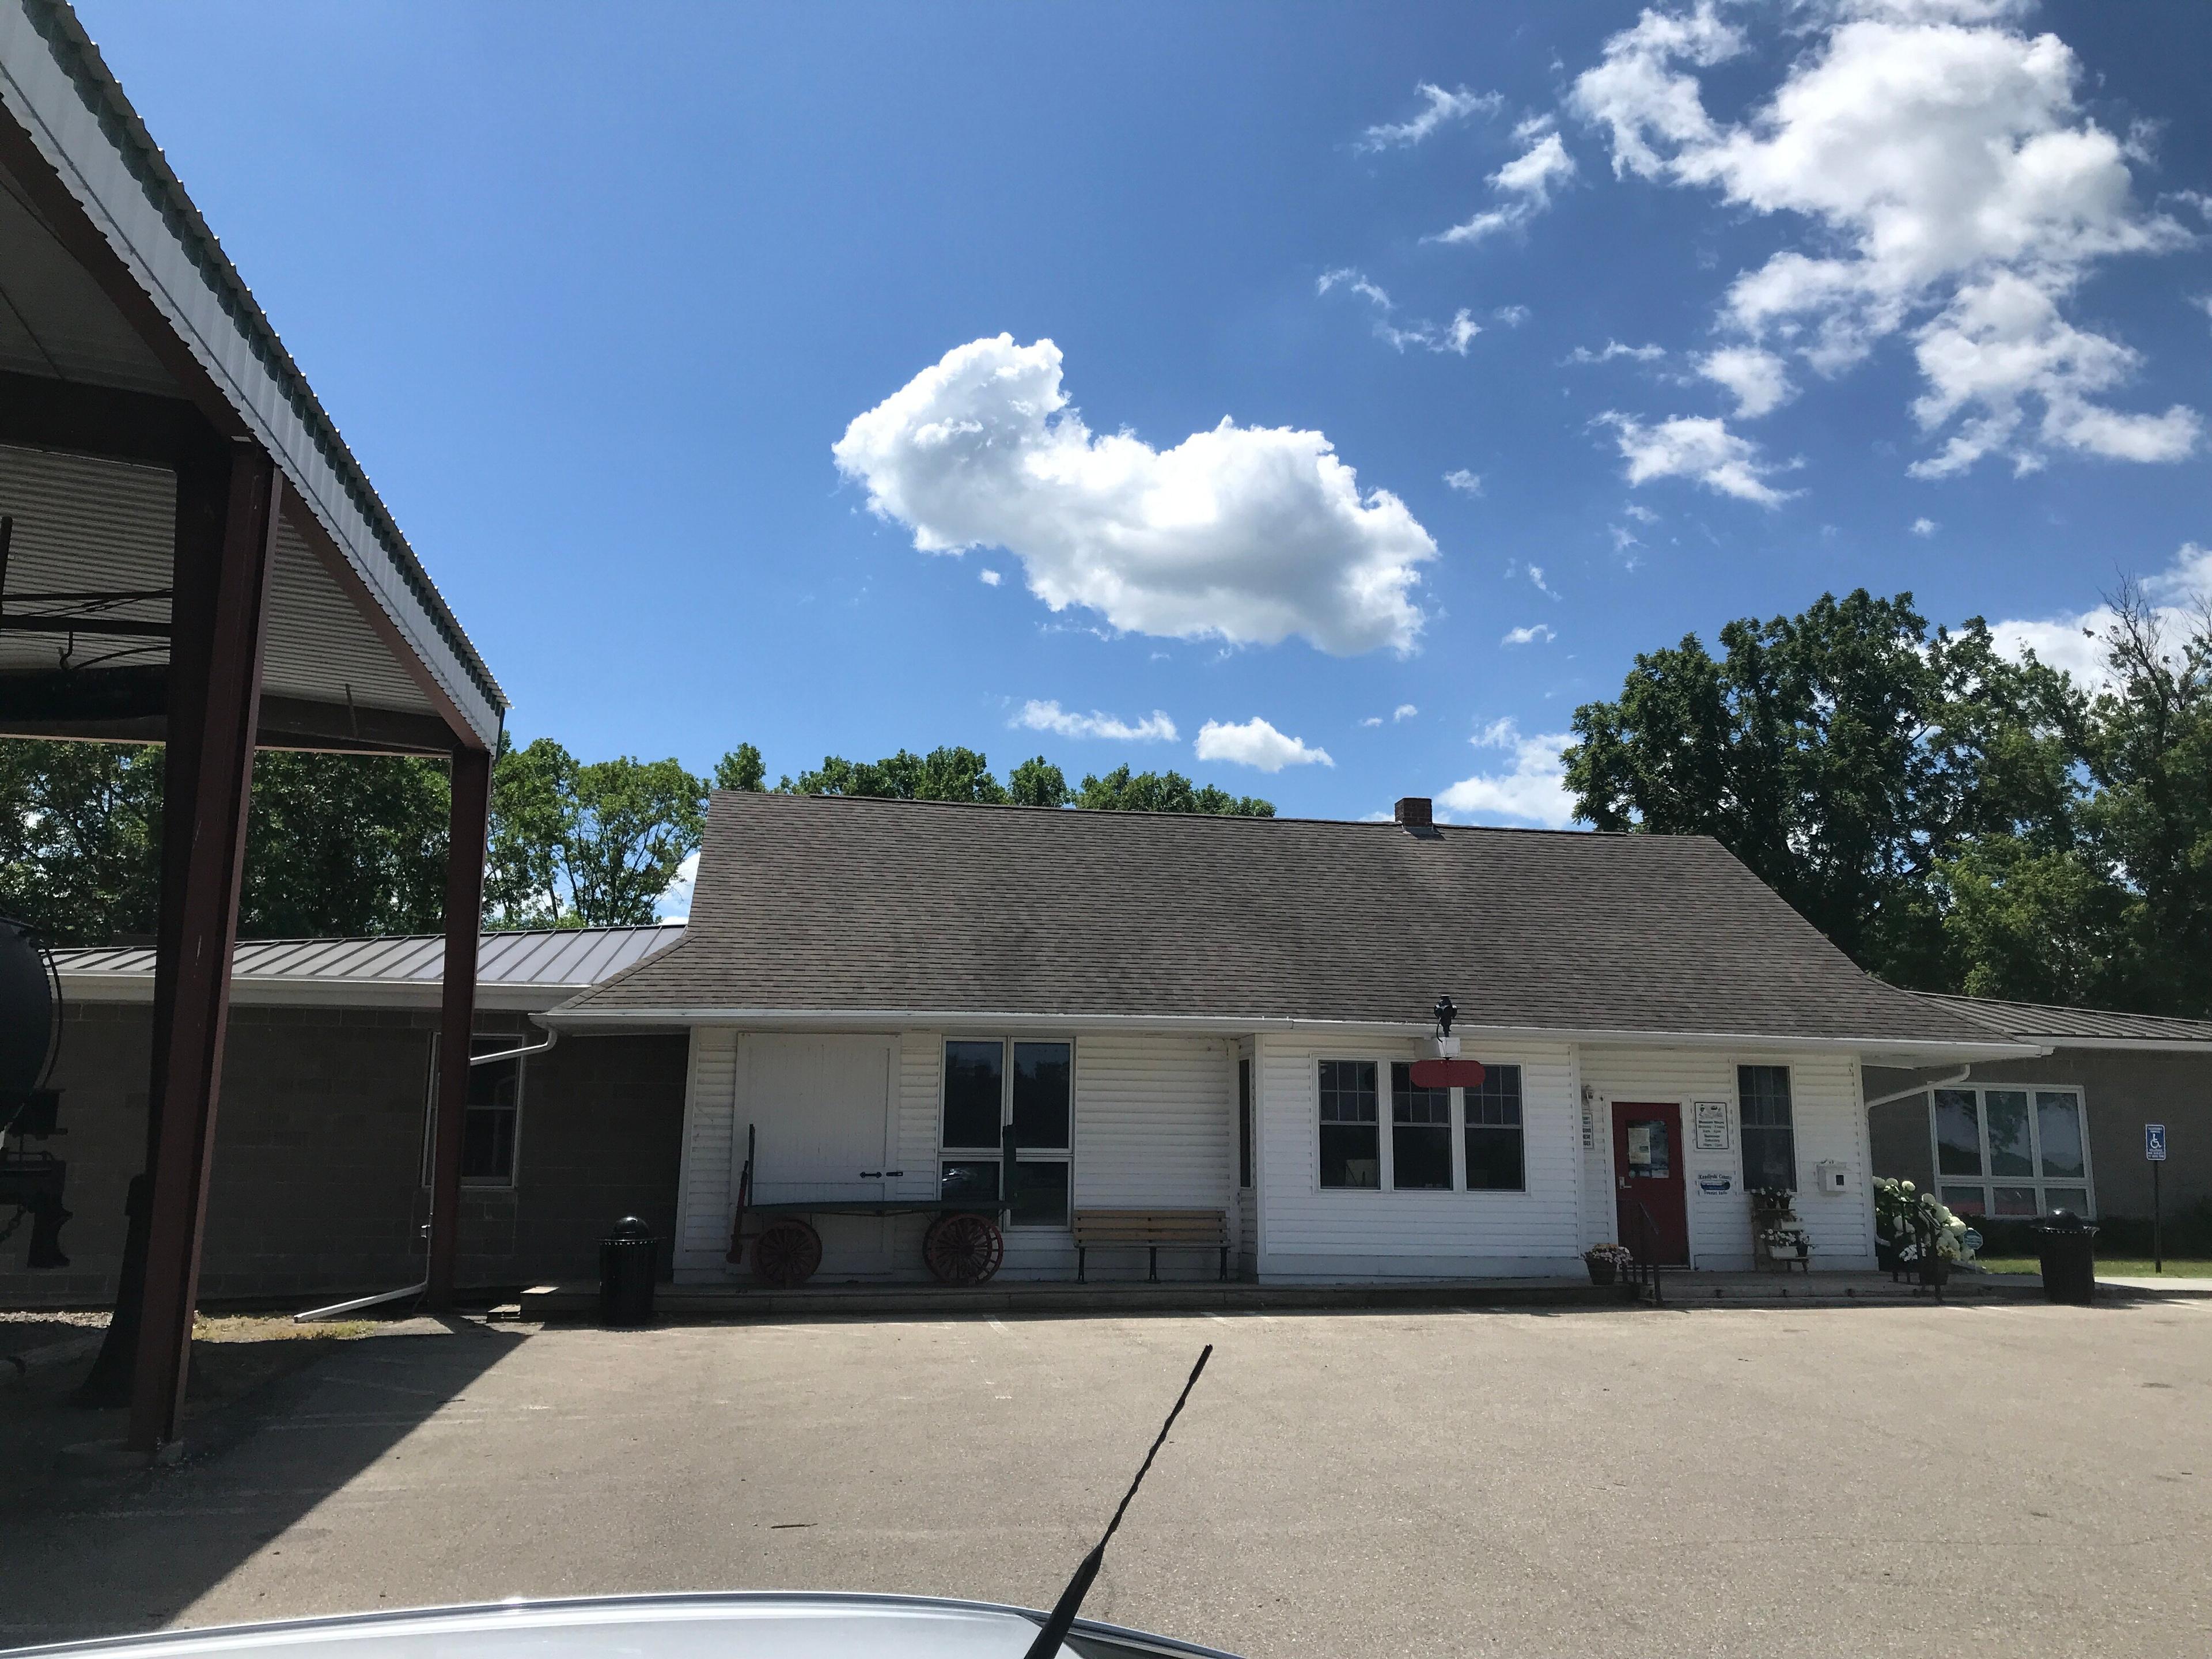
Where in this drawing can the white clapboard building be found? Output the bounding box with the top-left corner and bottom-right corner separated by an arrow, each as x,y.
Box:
542,791 -> 2037,1284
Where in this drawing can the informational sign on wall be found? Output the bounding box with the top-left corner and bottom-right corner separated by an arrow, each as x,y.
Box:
1697,1172 -> 1733,1195
2147,1123 -> 2167,1161
1693,1100 -> 1730,1151
1581,1108 -> 1594,1150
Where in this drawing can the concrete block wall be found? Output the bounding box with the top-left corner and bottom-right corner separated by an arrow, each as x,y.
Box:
0,1002 -> 687,1307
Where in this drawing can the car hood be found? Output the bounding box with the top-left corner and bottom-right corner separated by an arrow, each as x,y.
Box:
1,1593 -> 1240,1659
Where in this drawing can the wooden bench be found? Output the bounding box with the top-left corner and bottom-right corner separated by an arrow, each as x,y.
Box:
1073,1209 -> 1229,1282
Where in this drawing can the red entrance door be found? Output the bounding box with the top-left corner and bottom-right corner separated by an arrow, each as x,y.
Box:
1612,1103 -> 1690,1266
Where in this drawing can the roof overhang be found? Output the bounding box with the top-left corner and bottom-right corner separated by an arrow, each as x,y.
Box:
0,0 -> 504,752
536,1003 -> 2046,1062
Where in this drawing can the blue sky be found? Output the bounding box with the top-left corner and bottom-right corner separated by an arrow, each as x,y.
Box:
77,0 -> 2212,828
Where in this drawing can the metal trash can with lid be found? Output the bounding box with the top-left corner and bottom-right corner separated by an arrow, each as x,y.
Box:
2034,1210 -> 2097,1305
599,1215 -> 660,1327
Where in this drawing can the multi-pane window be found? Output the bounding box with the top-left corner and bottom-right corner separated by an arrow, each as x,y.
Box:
1463,1065 -> 1524,1191
939,1039 -> 1074,1226
1237,1057 -> 1253,1191
1319,1059 -> 1525,1192
1389,1063 -> 1453,1190
1738,1065 -> 1797,1192
1318,1060 -> 1380,1188
1930,1086 -> 2091,1218
421,1037 -> 524,1188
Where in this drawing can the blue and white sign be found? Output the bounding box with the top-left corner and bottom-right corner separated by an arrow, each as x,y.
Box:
2146,1123 -> 2168,1162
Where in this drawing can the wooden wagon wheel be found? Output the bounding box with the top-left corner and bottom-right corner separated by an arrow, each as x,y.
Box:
923,1211 -> 1004,1286
752,1218 -> 823,1288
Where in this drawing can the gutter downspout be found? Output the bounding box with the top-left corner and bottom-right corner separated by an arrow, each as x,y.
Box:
1863,1065 -> 1971,1111
294,1023 -> 556,1323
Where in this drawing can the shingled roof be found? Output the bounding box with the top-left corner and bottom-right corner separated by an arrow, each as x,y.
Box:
548,793 -> 2012,1053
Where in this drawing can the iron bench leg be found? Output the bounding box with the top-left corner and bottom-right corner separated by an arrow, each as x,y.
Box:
1148,1245 -> 1158,1283
1218,1245 -> 1227,1281
1078,1244 -> 1086,1284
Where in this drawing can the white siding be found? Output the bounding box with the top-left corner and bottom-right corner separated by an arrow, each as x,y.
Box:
1069,1033 -> 1236,1282
1253,1033 -> 1581,1278
1578,1046 -> 1874,1270
672,1027 -> 738,1281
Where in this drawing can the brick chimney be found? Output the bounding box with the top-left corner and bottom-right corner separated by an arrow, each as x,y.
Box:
1393,796 -> 1433,828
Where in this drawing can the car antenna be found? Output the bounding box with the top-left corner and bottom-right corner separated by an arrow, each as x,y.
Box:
1020,1344 -> 1213,1659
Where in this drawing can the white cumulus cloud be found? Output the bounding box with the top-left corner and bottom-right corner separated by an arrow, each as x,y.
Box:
1601,412 -> 1796,506
834,335 -> 1438,656
1503,623 -> 1556,646
1431,130 -> 1579,244
1568,1 -> 2199,476
1014,700 -> 1177,743
1443,468 -> 1484,495
1911,516 -> 1938,537
1698,346 -> 1796,419
1991,541 -> 2212,687
1393,703 -> 1419,722
1437,719 -> 1577,829
1359,83 -> 1501,150
1194,717 -> 1335,772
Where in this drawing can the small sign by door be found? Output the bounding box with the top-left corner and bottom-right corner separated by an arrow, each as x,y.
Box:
2146,1123 -> 2167,1161
1692,1100 -> 1730,1151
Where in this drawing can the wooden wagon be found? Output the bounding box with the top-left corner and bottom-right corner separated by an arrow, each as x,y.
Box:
723,1123 -> 1006,1287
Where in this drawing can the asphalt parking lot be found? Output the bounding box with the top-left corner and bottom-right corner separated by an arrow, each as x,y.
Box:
4,1298 -> 2210,1658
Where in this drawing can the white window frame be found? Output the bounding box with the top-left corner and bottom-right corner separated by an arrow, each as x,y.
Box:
937,1036 -> 1075,1230
1925,1083 -> 2094,1219
1735,1062 -> 1798,1195
1313,1056 -> 1528,1195
420,1033 -> 527,1191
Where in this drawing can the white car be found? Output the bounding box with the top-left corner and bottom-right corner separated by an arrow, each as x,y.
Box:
3,1594 -> 1240,1659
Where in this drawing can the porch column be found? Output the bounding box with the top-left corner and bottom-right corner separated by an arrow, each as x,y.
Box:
424,742 -> 491,1310
127,442 -> 282,1455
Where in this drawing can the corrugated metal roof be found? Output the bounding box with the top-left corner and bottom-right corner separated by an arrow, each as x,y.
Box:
0,0 -> 505,737
56,923 -> 685,990
1921,993 -> 2212,1046
0,446 -> 433,714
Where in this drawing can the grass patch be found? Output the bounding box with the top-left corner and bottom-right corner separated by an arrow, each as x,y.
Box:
1976,1256 -> 2212,1277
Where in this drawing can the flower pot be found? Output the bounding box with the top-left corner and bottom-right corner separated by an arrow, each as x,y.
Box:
1586,1259 -> 1618,1286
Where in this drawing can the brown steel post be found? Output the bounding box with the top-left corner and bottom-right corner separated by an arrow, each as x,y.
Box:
126,443 -> 281,1455
425,743 -> 491,1309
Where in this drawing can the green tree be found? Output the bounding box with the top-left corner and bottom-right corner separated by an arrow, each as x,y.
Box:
1565,590 -> 2084,990
2074,590 -> 2212,1014
714,743 -> 766,792
1006,755 -> 1070,807
484,737 -> 707,926
240,752 -> 448,937
791,746 -> 1010,804
0,740 -> 164,945
1074,765 -> 1274,817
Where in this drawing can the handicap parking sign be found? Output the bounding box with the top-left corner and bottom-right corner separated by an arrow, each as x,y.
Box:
2146,1123 -> 2167,1161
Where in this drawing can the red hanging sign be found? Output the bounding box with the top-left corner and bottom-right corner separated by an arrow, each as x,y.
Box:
1408,1058 -> 1487,1090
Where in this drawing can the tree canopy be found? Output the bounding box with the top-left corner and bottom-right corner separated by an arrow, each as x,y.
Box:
1565,585 -> 2212,1017
0,732 -> 1272,944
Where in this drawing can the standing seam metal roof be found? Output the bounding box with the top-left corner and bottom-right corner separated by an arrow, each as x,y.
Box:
1918,992 -> 2212,1045
54,923 -> 684,988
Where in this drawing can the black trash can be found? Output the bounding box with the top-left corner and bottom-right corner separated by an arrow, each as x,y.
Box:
2035,1210 -> 2097,1305
599,1215 -> 660,1327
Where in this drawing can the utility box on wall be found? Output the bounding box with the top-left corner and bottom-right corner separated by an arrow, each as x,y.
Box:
1815,1160 -> 1849,1194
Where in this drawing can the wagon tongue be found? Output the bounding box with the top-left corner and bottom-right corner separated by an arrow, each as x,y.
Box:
1019,1345 -> 1213,1659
